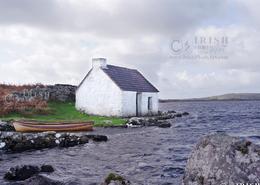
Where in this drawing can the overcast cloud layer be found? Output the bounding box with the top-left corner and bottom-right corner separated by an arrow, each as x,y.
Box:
0,0 -> 259,98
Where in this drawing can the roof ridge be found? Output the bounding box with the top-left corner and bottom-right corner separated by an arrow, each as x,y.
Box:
107,64 -> 137,71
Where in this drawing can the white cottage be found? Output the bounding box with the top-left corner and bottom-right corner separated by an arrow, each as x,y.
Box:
76,58 -> 159,117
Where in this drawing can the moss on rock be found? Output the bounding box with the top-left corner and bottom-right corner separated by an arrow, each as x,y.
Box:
104,173 -> 129,185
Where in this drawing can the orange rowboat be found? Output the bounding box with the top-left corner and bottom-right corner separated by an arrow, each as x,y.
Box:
13,120 -> 94,132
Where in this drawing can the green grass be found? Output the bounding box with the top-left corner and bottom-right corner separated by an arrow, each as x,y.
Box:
0,102 -> 127,127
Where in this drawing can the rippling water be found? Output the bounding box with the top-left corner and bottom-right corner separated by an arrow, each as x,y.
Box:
1,101 -> 260,185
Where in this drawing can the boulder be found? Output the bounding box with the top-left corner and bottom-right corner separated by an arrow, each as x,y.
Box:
175,113 -> 182,117
4,164 -> 55,181
101,173 -> 131,185
40,165 -> 55,173
182,133 -> 260,185
87,134 -> 108,142
0,121 -> 15,131
157,121 -> 171,128
4,165 -> 40,181
23,174 -> 63,185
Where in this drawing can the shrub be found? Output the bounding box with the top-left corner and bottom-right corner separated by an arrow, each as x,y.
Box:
0,84 -> 48,116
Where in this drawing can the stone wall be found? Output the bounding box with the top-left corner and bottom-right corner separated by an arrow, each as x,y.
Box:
6,84 -> 77,102
47,84 -> 77,102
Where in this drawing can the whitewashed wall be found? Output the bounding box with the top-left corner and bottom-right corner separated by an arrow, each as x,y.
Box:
140,92 -> 159,115
122,91 -> 159,117
76,67 -> 123,116
122,91 -> 136,117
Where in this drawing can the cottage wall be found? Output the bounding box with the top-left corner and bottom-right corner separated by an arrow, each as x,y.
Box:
140,92 -> 159,115
121,91 -> 136,117
76,67 -> 123,116
122,91 -> 159,117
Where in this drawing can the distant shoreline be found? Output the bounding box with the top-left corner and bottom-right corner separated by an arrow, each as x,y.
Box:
160,99 -> 260,103
160,93 -> 260,102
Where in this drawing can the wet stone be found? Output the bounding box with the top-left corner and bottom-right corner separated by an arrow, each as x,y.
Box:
4,164 -> 55,182
40,165 -> 54,173
0,132 -> 107,153
127,110 -> 189,128
87,135 -> 108,142
0,121 -> 15,132
23,174 -> 63,185
4,165 -> 40,181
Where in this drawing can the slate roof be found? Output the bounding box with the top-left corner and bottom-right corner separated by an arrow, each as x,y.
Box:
102,65 -> 159,92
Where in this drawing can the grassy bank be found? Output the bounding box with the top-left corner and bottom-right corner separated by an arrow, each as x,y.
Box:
0,102 -> 127,127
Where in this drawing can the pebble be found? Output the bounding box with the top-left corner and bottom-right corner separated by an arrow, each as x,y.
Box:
0,142 -> 6,148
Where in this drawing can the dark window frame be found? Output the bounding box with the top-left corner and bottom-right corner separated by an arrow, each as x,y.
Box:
148,97 -> 152,110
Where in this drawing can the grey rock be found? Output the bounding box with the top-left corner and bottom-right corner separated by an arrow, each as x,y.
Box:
4,164 -> 56,182
175,113 -> 182,117
40,165 -> 55,173
8,174 -> 76,185
87,134 -> 108,142
4,165 -> 40,181
8,84 -> 77,103
47,84 -> 77,102
127,110 -> 190,128
182,133 -> 260,185
23,174 -> 63,185
158,121 -> 171,128
182,112 -> 189,116
0,121 -> 15,131
0,132 -> 107,153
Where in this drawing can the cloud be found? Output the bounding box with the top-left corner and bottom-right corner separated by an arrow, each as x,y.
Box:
0,0 -> 229,36
156,23 -> 260,98
0,0 -> 259,98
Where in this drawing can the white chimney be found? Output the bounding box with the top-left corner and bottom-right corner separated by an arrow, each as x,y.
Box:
92,58 -> 107,69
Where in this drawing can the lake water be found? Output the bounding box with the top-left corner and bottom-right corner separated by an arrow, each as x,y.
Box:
1,101 -> 260,185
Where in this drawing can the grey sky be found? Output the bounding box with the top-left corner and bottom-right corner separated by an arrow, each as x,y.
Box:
0,0 -> 259,98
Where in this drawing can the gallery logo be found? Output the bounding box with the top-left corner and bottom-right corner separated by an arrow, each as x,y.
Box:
171,39 -> 191,55
170,36 -> 229,60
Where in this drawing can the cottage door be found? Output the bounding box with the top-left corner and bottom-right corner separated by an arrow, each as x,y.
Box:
136,92 -> 142,116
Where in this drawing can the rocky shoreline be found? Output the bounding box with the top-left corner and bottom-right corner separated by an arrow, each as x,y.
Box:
0,110 -> 188,154
126,110 -> 189,128
0,131 -> 108,153
0,110 -> 190,132
1,114 -> 259,185
2,133 -> 259,185
3,164 -> 130,185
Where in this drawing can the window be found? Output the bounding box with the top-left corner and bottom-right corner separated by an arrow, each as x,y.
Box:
148,97 -> 152,110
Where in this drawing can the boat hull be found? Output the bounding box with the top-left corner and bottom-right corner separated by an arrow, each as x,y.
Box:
13,121 -> 94,132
